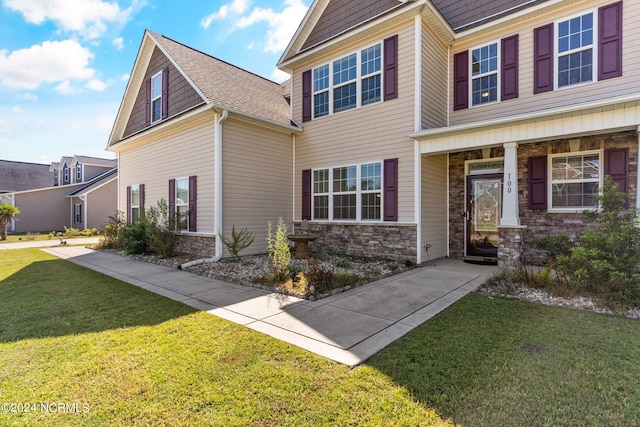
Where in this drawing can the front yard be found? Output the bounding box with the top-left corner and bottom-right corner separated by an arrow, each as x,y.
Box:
1,248 -> 639,426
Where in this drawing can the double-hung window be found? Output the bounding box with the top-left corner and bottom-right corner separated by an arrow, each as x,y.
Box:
151,71 -> 163,123
175,178 -> 189,231
312,162 -> 382,221
130,184 -> 140,224
75,164 -> 82,182
550,151 -> 601,210
63,165 -> 70,184
53,170 -> 58,186
471,43 -> 499,106
557,12 -> 594,88
312,42 -> 382,118
74,204 -> 82,224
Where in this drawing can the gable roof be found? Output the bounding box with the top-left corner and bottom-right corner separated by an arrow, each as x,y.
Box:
0,160 -> 51,193
66,168 -> 118,197
71,155 -> 117,168
109,30 -> 297,147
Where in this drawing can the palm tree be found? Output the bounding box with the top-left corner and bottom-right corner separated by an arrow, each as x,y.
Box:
0,204 -> 20,241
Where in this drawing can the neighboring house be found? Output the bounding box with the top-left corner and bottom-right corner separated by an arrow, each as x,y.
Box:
6,156 -> 117,233
112,0 -> 638,267
0,160 -> 52,231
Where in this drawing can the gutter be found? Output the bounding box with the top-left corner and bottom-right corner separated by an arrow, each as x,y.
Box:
181,108 -> 228,269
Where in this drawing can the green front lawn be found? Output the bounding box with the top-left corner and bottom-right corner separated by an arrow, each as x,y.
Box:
1,249 -> 639,426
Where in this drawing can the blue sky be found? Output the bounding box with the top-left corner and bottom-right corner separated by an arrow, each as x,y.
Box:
0,0 -> 310,164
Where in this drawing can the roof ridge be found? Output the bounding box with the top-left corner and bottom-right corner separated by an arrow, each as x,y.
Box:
0,160 -> 49,166
153,31 -> 284,88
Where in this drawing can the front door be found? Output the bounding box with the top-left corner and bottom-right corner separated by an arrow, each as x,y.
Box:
466,174 -> 502,258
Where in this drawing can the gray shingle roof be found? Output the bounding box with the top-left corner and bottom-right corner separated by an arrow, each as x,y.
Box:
71,156 -> 117,167
0,160 -> 51,193
150,31 -> 293,128
431,0 -> 552,32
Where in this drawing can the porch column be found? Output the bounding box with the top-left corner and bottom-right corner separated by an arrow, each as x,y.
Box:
637,126 -> 640,210
501,142 -> 520,226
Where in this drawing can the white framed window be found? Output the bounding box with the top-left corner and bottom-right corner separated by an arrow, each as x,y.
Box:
312,162 -> 383,221
53,170 -> 58,186
130,184 -> 140,224
75,164 -> 82,182
312,41 -> 383,118
74,203 -> 82,224
471,42 -> 499,106
549,150 -> 602,210
175,177 -> 189,231
151,71 -> 163,123
555,11 -> 596,88
63,165 -> 70,184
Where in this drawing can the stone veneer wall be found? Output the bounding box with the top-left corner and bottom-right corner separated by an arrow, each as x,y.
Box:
449,131 -> 638,264
175,234 -> 216,257
293,222 -> 417,262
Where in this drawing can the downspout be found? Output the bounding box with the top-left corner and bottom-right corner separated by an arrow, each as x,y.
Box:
80,194 -> 87,230
181,108 -> 228,269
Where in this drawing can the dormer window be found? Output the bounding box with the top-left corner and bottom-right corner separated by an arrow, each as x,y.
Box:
76,164 -> 82,182
63,165 -> 70,184
53,169 -> 58,186
151,71 -> 163,123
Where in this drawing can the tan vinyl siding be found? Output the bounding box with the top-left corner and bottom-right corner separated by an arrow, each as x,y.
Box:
422,20 -> 448,129
421,154 -> 448,260
450,0 -> 640,126
86,179 -> 117,230
117,116 -> 216,233
293,20 -> 417,222
221,118 -> 293,256
83,165 -> 111,182
12,185 -> 84,232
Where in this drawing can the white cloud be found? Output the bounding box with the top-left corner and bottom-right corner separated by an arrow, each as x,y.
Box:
201,0 -> 251,29
11,105 -> 26,113
203,0 -> 307,53
112,36 -> 124,50
3,0 -> 132,39
86,78 -> 107,91
55,80 -> 76,94
17,92 -> 38,101
270,68 -> 289,83
0,40 -> 95,90
121,73 -> 130,81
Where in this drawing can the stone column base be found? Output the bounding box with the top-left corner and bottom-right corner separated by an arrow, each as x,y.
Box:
497,226 -> 527,268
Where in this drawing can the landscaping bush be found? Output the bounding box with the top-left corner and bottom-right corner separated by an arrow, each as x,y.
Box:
220,225 -> 255,258
145,199 -> 178,258
533,177 -> 640,305
267,217 -> 290,282
96,212 -> 126,249
119,221 -> 147,255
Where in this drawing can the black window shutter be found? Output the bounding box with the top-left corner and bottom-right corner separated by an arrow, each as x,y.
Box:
528,156 -> 547,210
145,78 -> 151,125
189,175 -> 197,232
168,179 -> 176,229
383,34 -> 398,101
604,148 -> 629,206
79,204 -> 83,226
383,158 -> 398,221
162,67 -> 169,119
453,51 -> 469,110
501,34 -> 519,101
302,70 -> 312,122
126,185 -> 132,224
533,23 -> 554,94
598,1 -> 623,81
302,169 -> 312,220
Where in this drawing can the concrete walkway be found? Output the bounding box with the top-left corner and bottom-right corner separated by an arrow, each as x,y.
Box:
42,246 -> 496,367
0,237 -> 100,250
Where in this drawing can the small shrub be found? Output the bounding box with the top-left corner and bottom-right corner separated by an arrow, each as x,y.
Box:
267,217 -> 290,282
120,221 -> 147,255
96,212 -> 126,249
332,269 -> 358,288
220,225 -> 255,258
26,232 -> 37,241
145,199 -> 178,258
336,259 -> 350,268
305,259 -> 333,293
483,269 -> 525,294
62,226 -> 81,238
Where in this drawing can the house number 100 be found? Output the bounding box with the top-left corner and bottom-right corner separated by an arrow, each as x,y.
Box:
506,173 -> 512,194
